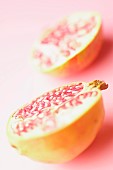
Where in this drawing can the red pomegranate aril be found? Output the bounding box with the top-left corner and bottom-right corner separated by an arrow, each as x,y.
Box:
40,109 -> 50,117
29,105 -> 36,111
56,22 -> 69,35
51,28 -> 65,40
30,111 -> 38,117
14,110 -> 22,119
33,50 -> 43,59
55,91 -> 62,96
70,97 -> 82,106
24,121 -> 33,129
43,57 -> 53,67
44,100 -> 51,107
43,96 -> 50,100
67,23 -> 78,34
61,50 -> 70,57
67,41 -> 76,51
42,35 -> 59,46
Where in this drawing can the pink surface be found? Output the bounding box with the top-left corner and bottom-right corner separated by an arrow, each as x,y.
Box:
0,0 -> 113,169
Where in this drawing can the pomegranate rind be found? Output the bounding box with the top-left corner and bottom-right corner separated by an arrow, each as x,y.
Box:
7,82 -> 105,163
31,12 -> 103,76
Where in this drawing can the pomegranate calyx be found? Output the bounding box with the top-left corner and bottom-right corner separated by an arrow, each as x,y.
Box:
89,80 -> 108,90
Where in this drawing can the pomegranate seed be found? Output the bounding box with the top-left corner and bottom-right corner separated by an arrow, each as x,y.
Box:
61,50 -> 70,57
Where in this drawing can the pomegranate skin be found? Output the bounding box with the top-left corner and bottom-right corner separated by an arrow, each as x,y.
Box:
6,81 -> 107,163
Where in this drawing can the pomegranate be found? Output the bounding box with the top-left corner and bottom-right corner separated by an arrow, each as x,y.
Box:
31,12 -> 103,76
7,80 -> 108,163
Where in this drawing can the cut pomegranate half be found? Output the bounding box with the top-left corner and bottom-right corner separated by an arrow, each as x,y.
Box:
7,80 -> 108,163
31,12 -> 103,76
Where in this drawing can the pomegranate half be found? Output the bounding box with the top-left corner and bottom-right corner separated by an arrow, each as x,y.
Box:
31,12 -> 103,76
7,80 -> 108,163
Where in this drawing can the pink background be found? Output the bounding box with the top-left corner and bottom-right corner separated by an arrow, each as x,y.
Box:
0,0 -> 113,169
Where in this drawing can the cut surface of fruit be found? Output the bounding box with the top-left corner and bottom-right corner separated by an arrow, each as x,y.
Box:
7,80 -> 108,163
31,12 -> 103,76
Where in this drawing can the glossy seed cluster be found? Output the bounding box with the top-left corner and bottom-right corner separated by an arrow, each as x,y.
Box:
12,83 -> 83,135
